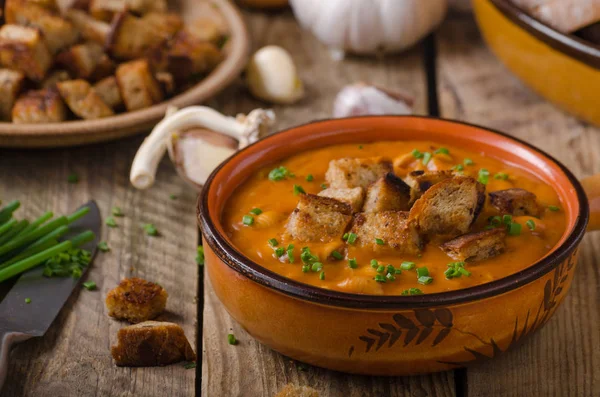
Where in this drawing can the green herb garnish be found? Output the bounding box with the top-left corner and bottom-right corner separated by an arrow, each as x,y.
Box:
43,247 -> 92,279
342,233 -> 349,241
169,194 -> 178,200
452,164 -> 464,171
143,224 -> 158,236
227,334 -> 238,345
374,274 -> 386,283
269,166 -> 293,181
331,250 -> 343,260
412,149 -> 424,159
526,220 -> 536,230
346,233 -> 357,244
418,276 -> 433,285
184,362 -> 196,369
111,207 -> 124,217
435,148 -> 449,155
67,173 -> 79,184
548,205 -> 560,212
105,217 -> 117,228
82,281 -> 96,290
25,297 -> 31,304
97,241 -> 110,252
287,244 -> 295,263
268,238 -> 279,247
502,215 -> 513,225
494,172 -> 509,180
293,185 -> 306,195
321,183 -> 327,190
401,288 -> 423,295
306,174 -> 314,182
478,169 -> 490,185
464,158 -> 474,166
274,247 -> 285,257
196,246 -> 205,265
400,261 -> 415,270
376,265 -> 385,273
250,208 -> 263,215
311,262 -> 322,272
370,259 -> 378,268
319,271 -> 325,280
422,152 -> 432,166
348,258 -> 358,269
507,222 -> 522,236
416,267 -> 429,278
242,215 -> 254,226
375,238 -> 385,245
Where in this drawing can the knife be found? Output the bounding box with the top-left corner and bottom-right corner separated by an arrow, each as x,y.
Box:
0,201 -> 101,389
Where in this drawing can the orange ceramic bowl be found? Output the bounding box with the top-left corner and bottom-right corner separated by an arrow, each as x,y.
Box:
473,0 -> 600,126
198,116 -> 599,375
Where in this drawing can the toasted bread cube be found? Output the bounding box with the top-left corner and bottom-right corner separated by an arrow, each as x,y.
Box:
106,277 -> 168,323
285,194 -> 352,243
165,30 -> 222,80
155,71 -> 175,96
56,79 -> 114,119
276,384 -> 320,397
351,211 -> 422,255
0,25 -> 52,81
111,321 -> 196,367
5,0 -> 58,21
0,68 -> 25,120
12,88 -> 66,123
489,188 -> 544,218
363,173 -> 411,213
65,9 -> 110,45
409,176 -> 486,239
94,76 -> 122,109
325,157 -> 393,189
405,170 -> 455,204
185,17 -> 225,45
6,3 -> 78,54
144,12 -> 183,39
56,42 -> 106,79
116,59 -> 163,111
41,69 -> 71,88
90,0 -> 167,21
89,54 -> 116,82
318,187 -> 364,213
440,228 -> 507,262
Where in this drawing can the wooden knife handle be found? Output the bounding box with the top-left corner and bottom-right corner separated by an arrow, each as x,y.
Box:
0,330 -> 32,391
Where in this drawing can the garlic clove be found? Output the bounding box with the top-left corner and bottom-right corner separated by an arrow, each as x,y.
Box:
332,83 -> 413,118
246,45 -> 304,105
168,129 -> 238,190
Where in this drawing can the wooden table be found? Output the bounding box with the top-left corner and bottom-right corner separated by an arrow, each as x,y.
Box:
2,8 -> 599,397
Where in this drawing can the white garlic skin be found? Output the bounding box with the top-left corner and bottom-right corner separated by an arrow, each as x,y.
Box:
246,45 -> 304,104
290,0 -> 448,55
333,85 -> 413,118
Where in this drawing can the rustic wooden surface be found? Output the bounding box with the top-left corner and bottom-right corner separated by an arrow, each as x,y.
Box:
2,6 -> 600,397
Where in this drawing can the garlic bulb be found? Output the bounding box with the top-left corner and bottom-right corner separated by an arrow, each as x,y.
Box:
246,46 -> 304,104
333,83 -> 413,118
290,0 -> 448,58
130,106 -> 275,190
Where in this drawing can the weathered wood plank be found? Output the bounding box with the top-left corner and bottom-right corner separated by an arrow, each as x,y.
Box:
201,10 -> 456,397
1,138 -> 199,397
437,14 -> 600,397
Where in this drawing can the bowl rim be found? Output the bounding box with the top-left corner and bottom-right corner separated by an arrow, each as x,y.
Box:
488,0 -> 600,69
198,116 -> 589,309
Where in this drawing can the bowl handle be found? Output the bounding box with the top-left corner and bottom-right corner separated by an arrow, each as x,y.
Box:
582,174 -> 600,231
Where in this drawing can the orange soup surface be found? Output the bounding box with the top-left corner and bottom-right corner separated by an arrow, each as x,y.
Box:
223,141 -> 566,296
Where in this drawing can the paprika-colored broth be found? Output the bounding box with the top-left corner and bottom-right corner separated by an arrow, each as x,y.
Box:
223,141 -> 566,295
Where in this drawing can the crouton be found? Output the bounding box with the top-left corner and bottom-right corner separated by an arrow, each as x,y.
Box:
318,187 -> 364,213
105,277 -> 167,323
12,88 -> 66,123
440,228 -> 507,262
185,18 -> 225,45
404,170 -> 455,203
65,9 -> 110,45
5,2 -> 78,54
0,25 -> 52,81
115,59 -> 163,111
0,68 -> 25,120
351,211 -> 422,255
56,42 -> 105,79
41,69 -> 71,89
93,76 -> 122,109
56,79 -> 114,119
489,188 -> 544,218
111,321 -> 196,367
285,194 -> 352,243
164,31 -> 223,80
90,0 -> 167,21
5,0 -> 58,21
275,384 -> 320,397
325,157 -> 393,189
363,173 -> 411,213
89,54 -> 116,82
143,12 -> 184,39
409,176 -> 486,239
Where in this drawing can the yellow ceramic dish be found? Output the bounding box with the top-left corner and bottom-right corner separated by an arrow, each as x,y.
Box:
473,0 -> 600,126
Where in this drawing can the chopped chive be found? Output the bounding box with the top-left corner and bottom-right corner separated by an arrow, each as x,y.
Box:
227,334 -> 237,345
331,250 -> 343,260
25,297 -> 31,304
143,224 -> 158,236
370,259 -> 378,268
464,158 -> 474,166
306,174 -> 314,182
268,238 -> 279,247
458,267 -> 472,277
346,233 -> 357,244
196,246 -> 205,265
526,220 -> 536,230
445,267 -> 458,279
494,172 -> 509,180
97,241 -> 110,252
374,274 -> 386,283
418,276 -> 433,285
400,261 -> 415,270
375,238 -> 385,245
269,166 -> 292,181
508,222 -> 522,236
548,205 -> 560,212
82,281 -> 96,290
321,183 -> 327,190
184,362 -> 196,369
169,194 -> 178,200
386,264 -> 396,274
293,185 -> 306,195
452,164 -> 464,171
67,173 -> 79,184
311,262 -> 322,272
358,145 -> 363,149
489,216 -> 502,227
478,169 -> 490,185
412,149 -> 424,159
105,217 -> 117,228
250,208 -> 263,215
416,267 -> 429,278
434,147 -> 449,155
376,265 -> 385,273
242,215 -> 254,226
302,265 -> 310,272
386,273 -> 396,281
348,258 -> 358,269
275,247 -> 285,257
502,215 -> 513,225
395,268 -> 402,274
342,233 -> 349,241
287,244 -> 295,263
111,206 -> 124,217
319,271 -> 325,280
402,288 -> 424,295
422,152 -> 432,166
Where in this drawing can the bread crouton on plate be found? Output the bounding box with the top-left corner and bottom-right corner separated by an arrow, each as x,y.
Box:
404,170 -> 455,204
351,211 -> 422,255
285,194 -> 352,243
93,76 -> 123,109
325,157 -> 393,189
318,187 -> 364,213
488,188 -> 544,218
115,59 -> 163,111
440,228 -> 507,262
0,24 -> 52,81
12,88 -> 66,123
56,79 -> 114,119
0,68 -> 25,121
363,172 -> 411,213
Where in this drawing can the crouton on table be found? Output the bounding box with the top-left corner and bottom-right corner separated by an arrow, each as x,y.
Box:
351,211 -> 422,255
0,68 -> 24,120
105,277 -> 168,323
325,157 -> 393,189
56,79 -> 114,119
440,228 -> 507,262
12,88 -> 66,123
0,25 -> 52,81
285,194 -> 352,243
404,170 -> 455,204
56,42 -> 106,79
489,188 -> 544,218
111,321 -> 196,367
409,176 -> 486,239
363,173 -> 411,212
318,187 -> 364,213
94,76 -> 123,109
115,59 -> 163,111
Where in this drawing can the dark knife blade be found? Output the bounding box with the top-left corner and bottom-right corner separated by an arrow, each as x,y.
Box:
0,200 -> 101,336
